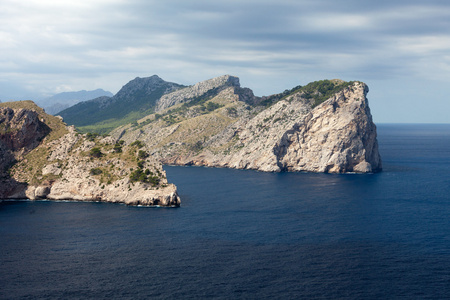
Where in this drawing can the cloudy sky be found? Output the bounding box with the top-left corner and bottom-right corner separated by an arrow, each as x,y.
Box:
1,0 -> 449,123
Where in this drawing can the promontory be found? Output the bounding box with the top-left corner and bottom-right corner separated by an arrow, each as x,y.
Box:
0,101 -> 180,206
90,75 -> 381,173
1,74 -> 382,205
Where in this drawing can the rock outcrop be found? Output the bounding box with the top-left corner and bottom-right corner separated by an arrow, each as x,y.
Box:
155,75 -> 241,111
0,101 -> 180,206
112,78 -> 381,173
273,82 -> 381,173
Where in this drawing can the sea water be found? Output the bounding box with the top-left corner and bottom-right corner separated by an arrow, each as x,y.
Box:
1,124 -> 449,299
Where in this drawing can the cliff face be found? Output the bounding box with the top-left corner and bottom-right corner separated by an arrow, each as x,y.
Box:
156,75 -> 241,111
111,78 -> 381,174
0,106 -> 49,153
0,101 -> 180,206
274,82 -> 381,173
0,104 -> 52,197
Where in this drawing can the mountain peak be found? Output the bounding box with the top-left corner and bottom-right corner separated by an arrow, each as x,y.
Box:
132,74 -> 164,83
201,75 -> 240,88
114,75 -> 182,102
155,75 -> 241,112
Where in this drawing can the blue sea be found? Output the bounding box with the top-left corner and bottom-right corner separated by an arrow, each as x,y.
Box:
1,124 -> 449,299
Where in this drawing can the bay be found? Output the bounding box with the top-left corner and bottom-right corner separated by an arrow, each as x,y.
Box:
1,124 -> 449,299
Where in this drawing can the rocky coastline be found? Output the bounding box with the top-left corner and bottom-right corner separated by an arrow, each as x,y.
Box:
1,75 -> 382,207
0,102 -> 180,206
113,78 -> 381,174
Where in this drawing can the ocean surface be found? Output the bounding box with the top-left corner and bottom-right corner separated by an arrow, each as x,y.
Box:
1,124 -> 450,299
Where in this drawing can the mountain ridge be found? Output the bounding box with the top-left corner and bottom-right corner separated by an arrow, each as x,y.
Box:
110,78 -> 381,173
55,74 -> 381,174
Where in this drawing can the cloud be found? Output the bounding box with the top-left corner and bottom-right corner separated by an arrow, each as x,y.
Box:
1,0 -> 450,121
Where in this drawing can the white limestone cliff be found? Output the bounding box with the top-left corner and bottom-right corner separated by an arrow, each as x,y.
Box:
155,75 -> 240,112
0,102 -> 180,206
114,80 -> 381,174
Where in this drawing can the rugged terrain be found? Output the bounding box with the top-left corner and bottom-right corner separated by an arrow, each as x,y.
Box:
109,75 -> 381,173
0,101 -> 180,206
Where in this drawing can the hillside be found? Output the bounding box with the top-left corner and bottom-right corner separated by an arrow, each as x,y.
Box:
58,75 -> 184,134
0,101 -> 180,206
110,77 -> 381,173
55,74 -> 381,173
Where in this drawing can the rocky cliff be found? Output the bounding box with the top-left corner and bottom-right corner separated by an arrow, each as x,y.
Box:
155,75 -> 241,111
0,101 -> 180,206
111,77 -> 381,173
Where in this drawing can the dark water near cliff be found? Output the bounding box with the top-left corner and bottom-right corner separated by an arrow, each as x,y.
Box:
1,124 -> 450,299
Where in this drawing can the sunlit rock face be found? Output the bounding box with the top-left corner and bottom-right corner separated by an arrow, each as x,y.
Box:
0,101 -> 180,206
113,77 -> 381,174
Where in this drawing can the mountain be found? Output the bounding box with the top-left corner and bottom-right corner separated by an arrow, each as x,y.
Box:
110,77 -> 381,174
37,89 -> 113,115
0,101 -> 180,206
56,74 -> 381,173
58,75 -> 185,134
155,74 -> 246,111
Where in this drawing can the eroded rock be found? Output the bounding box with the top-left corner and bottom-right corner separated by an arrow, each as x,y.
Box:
0,101 -> 180,206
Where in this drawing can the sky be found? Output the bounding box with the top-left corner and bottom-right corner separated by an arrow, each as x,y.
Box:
1,0 -> 449,123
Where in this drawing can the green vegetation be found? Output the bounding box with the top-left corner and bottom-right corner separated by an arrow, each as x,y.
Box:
90,168 -> 103,175
163,114 -> 179,125
113,140 -> 125,153
258,85 -> 303,107
128,146 -> 162,185
191,141 -> 203,152
89,147 -> 103,158
138,150 -> 149,159
300,80 -> 355,107
202,101 -> 224,112
273,117 -> 282,123
130,140 -> 144,148
74,110 -> 150,134
129,168 -> 160,185
86,132 -> 100,141
226,107 -> 238,117
258,80 -> 355,108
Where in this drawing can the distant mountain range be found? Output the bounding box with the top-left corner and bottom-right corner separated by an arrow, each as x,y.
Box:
37,89 -> 113,115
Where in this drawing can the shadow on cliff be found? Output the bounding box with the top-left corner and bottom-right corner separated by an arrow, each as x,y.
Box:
0,177 -> 28,199
273,124 -> 300,172
0,108 -> 52,199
